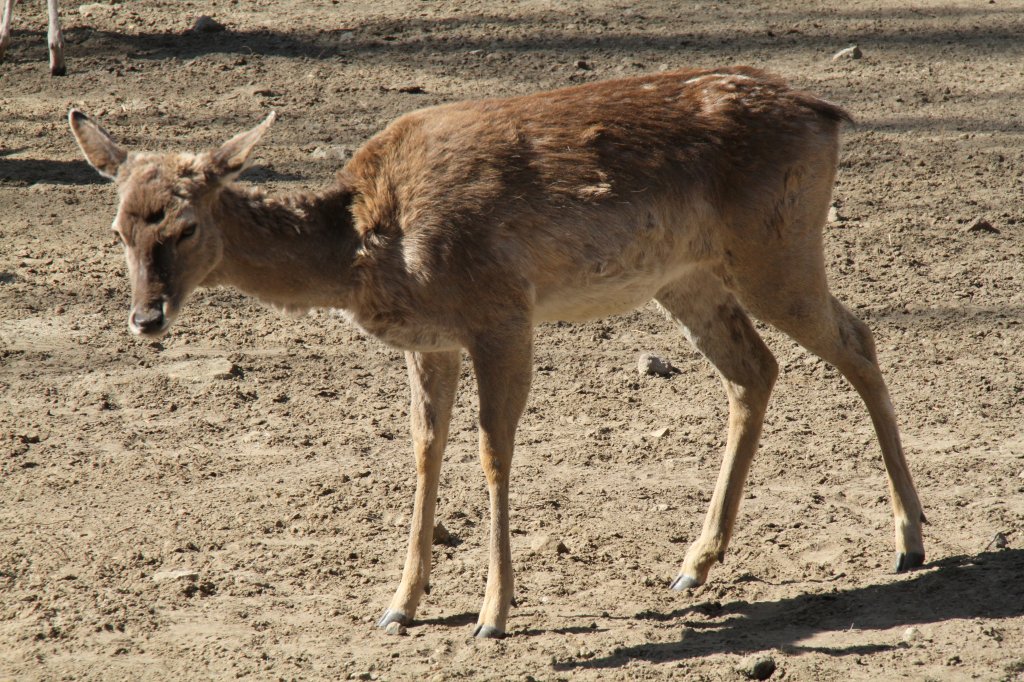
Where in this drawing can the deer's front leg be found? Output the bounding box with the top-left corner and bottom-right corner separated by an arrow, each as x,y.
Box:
378,350 -> 461,631
0,0 -> 16,62
46,0 -> 65,76
469,327 -> 533,638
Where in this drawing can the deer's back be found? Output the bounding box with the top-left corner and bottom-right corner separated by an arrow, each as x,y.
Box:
341,67 -> 848,329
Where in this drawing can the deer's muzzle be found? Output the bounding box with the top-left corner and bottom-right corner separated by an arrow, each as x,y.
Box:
129,301 -> 168,337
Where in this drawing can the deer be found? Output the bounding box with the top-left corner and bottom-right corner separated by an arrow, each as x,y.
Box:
0,0 -> 65,75
69,66 -> 926,639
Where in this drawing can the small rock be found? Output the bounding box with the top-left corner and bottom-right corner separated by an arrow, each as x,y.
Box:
56,567 -> 79,581
164,358 -> 238,382
152,569 -> 199,583
575,59 -> 591,70
398,85 -> 426,94
249,86 -> 279,98
827,204 -> 845,223
986,531 -> 1009,550
182,580 -> 217,598
638,352 -> 677,377
190,15 -> 225,33
530,534 -> 569,555
78,3 -> 115,17
736,653 -> 777,680
310,146 -> 350,161
432,522 -> 452,546
964,218 -> 999,234
651,426 -> 670,439
902,626 -> 923,643
832,45 -> 863,61
384,621 -> 407,636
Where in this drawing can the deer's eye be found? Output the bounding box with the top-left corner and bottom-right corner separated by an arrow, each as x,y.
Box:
145,209 -> 165,224
179,224 -> 197,241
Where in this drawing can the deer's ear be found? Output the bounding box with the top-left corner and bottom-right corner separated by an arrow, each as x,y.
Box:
69,109 -> 128,180
209,111 -> 276,183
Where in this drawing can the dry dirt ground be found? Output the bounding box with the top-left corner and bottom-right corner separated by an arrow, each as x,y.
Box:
1,0 -> 1023,680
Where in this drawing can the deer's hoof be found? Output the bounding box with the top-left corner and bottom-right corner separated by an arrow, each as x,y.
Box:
473,624 -> 505,639
377,609 -> 410,629
669,574 -> 702,591
895,551 -> 925,573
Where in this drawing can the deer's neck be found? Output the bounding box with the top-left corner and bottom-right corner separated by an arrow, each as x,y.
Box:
208,182 -> 361,313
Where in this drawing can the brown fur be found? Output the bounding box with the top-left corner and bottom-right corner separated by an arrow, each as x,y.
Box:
69,66 -> 924,638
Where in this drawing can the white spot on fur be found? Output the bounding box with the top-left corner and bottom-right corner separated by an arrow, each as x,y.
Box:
684,73 -> 755,86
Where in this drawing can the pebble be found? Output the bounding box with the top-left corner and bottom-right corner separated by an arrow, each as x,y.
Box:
247,85 -> 278,98
964,218 -> 999,234
310,146 -> 350,161
902,626 -> 923,643
152,569 -> 199,583
987,531 -> 1009,550
832,45 -> 863,60
78,3 -> 114,17
191,15 -> 226,33
55,567 -> 79,581
638,352 -> 677,377
736,654 -> 777,680
529,534 -> 569,555
828,204 -> 846,223
432,522 -> 452,546
384,621 -> 407,636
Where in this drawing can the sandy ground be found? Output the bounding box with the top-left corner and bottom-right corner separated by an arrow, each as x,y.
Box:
2,0 -> 1023,679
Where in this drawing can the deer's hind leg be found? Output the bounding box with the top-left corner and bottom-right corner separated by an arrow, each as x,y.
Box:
656,270 -> 779,589
734,255 -> 926,573
379,350 -> 461,630
722,146 -> 924,571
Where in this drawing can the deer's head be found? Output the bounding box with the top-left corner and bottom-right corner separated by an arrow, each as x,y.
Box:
69,110 -> 275,338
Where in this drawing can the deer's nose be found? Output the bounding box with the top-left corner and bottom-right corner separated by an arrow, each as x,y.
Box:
130,304 -> 166,336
